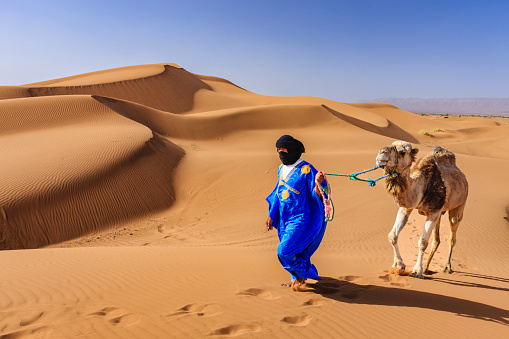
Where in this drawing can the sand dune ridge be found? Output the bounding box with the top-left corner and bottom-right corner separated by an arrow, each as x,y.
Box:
1,62 -> 509,338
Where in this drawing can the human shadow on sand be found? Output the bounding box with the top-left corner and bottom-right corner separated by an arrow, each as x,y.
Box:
308,277 -> 509,325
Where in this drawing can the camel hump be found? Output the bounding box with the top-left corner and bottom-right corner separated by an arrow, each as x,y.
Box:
430,146 -> 457,167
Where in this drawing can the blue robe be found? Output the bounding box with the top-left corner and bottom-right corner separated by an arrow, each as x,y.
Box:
266,160 -> 327,281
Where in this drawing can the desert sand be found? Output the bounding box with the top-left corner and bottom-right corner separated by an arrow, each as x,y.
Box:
1,63 -> 508,338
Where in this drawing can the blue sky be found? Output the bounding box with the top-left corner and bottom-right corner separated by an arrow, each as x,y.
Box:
1,0 -> 507,102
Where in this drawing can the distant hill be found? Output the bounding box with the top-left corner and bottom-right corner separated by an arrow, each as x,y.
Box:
371,98 -> 509,116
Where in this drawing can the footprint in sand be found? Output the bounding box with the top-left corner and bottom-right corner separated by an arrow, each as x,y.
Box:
87,307 -> 139,326
312,281 -> 345,294
281,313 -> 312,326
458,263 -> 477,271
167,303 -> 222,318
379,273 -> 411,287
210,323 -> 261,336
237,288 -> 279,300
88,306 -> 119,316
341,291 -> 361,299
108,314 -> 139,326
302,298 -> 325,306
338,275 -> 361,282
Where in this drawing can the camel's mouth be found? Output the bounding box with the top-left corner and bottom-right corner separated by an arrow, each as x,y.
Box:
376,159 -> 388,169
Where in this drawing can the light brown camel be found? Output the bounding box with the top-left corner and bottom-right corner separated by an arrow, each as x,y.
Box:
375,141 -> 468,278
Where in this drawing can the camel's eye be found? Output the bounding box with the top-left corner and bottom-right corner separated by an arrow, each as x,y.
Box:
398,151 -> 405,156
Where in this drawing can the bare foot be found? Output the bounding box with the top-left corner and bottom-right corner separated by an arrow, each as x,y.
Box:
291,279 -> 307,292
281,282 -> 292,287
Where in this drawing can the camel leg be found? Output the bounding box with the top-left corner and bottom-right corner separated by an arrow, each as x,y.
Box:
423,216 -> 441,274
412,211 -> 441,279
442,204 -> 465,273
388,207 -> 413,270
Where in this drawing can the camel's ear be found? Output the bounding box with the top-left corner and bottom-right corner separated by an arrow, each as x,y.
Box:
411,148 -> 419,155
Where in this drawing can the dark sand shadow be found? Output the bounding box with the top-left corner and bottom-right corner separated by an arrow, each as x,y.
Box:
323,105 -> 419,144
1,133 -> 184,250
431,271 -> 509,292
307,276 -> 509,325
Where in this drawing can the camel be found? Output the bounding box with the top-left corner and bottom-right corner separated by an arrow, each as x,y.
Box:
375,141 -> 468,278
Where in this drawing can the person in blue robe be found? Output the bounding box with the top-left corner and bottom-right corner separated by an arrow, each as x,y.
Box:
265,135 -> 328,291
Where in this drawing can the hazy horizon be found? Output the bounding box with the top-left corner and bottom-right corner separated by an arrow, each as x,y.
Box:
370,97 -> 509,116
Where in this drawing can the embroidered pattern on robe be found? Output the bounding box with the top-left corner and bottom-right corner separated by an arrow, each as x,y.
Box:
266,160 -> 328,281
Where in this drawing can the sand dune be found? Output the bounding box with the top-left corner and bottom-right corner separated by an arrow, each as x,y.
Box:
0,94 -> 184,249
22,64 -> 211,113
1,63 -> 509,338
93,96 -> 387,140
0,86 -> 31,100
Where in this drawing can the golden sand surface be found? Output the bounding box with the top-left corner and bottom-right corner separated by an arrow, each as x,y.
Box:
1,63 -> 508,338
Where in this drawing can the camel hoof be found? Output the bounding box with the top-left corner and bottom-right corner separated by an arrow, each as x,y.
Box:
410,271 -> 424,279
441,265 -> 454,274
393,262 -> 406,271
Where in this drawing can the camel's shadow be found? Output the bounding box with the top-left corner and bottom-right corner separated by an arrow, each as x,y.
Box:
431,271 -> 509,293
307,276 -> 509,325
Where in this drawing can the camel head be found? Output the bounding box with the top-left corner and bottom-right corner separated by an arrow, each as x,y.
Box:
375,141 -> 419,174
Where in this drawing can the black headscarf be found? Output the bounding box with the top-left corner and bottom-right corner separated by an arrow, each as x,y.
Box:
275,135 -> 305,165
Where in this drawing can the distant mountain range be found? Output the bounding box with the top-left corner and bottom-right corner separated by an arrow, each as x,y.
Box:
370,98 -> 509,116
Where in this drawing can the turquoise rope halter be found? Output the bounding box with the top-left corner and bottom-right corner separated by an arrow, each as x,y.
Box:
324,166 -> 396,187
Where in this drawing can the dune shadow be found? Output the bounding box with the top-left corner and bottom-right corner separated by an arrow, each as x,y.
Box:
0,133 -> 185,250
322,105 -> 419,143
307,277 -> 509,325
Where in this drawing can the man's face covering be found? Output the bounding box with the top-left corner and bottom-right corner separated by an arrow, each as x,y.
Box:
279,149 -> 300,165
275,135 -> 305,165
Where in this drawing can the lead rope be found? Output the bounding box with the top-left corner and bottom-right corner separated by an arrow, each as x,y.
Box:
315,166 -> 396,222
324,166 -> 396,187
316,174 -> 334,222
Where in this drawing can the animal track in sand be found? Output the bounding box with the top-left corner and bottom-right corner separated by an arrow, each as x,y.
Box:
458,263 -> 477,270
281,313 -> 312,326
87,307 -> 139,326
237,288 -> 279,300
302,298 -> 325,306
167,303 -> 222,317
210,323 -> 261,336
379,273 -> 411,287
